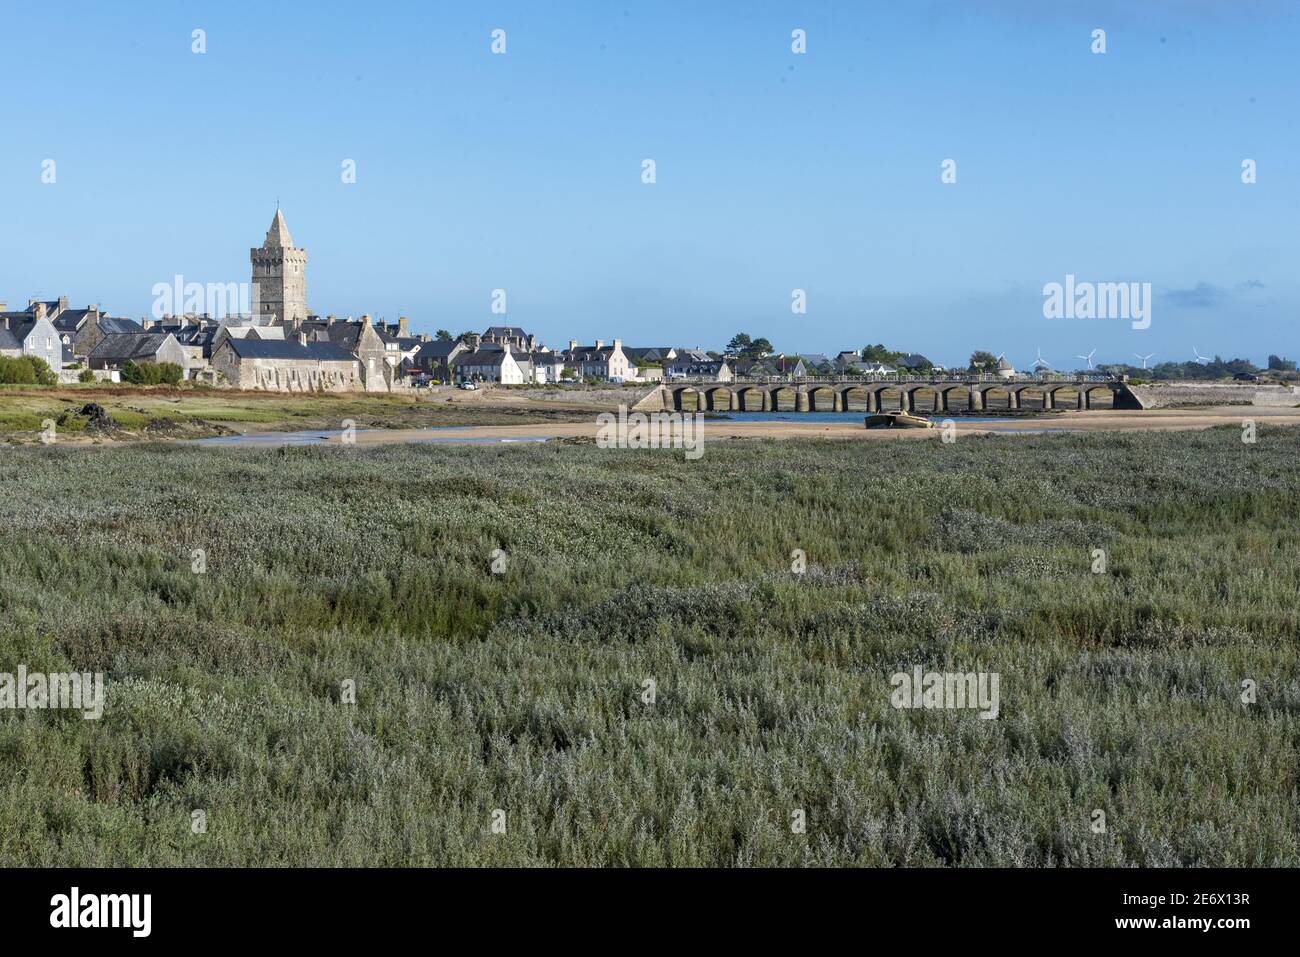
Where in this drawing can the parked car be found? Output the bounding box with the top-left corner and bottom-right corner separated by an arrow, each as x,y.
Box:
459,381 -> 477,390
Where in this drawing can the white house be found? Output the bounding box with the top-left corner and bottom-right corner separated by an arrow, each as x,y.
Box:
452,346 -> 526,384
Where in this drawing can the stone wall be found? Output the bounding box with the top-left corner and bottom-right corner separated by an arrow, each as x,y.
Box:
1127,382 -> 1299,408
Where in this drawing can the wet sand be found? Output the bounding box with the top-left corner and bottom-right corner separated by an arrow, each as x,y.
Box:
318,405 -> 1300,446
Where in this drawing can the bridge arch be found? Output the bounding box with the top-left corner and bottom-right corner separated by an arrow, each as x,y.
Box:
769,386 -> 798,412
906,385 -> 943,413
703,386 -> 735,411
670,386 -> 705,412
808,385 -> 837,412
733,385 -> 766,412
841,385 -> 873,412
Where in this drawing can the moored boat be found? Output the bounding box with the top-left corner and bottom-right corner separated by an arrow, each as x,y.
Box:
864,412 -> 934,429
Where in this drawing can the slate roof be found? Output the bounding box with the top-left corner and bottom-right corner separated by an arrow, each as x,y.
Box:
897,353 -> 934,369
88,333 -> 175,361
3,319 -> 41,344
225,338 -> 354,362
52,309 -> 96,333
97,316 -> 145,335
454,348 -> 518,367
416,339 -> 462,360
0,327 -> 20,351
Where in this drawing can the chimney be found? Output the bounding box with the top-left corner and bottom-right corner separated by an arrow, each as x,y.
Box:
359,314 -> 371,326
87,303 -> 97,312
326,314 -> 336,325
398,316 -> 408,337
595,339 -> 604,349
613,338 -> 621,351
58,295 -> 68,310
0,302 -> 6,312
296,331 -> 308,346
569,339 -> 577,351
34,302 -> 46,319
142,318 -> 155,330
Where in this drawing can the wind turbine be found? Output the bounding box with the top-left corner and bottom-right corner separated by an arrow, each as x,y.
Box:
1076,349 -> 1096,370
1031,347 -> 1051,371
1191,346 -> 1212,365
1133,352 -> 1154,369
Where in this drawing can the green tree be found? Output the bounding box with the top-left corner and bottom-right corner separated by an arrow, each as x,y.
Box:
726,333 -> 752,354
969,350 -> 998,372
861,343 -> 904,364
436,329 -> 453,341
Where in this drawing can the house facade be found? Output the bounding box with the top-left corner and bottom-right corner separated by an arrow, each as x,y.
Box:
452,346 -> 526,384
0,314 -> 63,373
562,339 -> 631,380
211,335 -> 362,392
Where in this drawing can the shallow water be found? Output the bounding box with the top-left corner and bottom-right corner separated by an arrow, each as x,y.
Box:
191,428 -> 551,447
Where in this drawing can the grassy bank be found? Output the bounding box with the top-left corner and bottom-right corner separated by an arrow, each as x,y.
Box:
1,428 -> 1298,865
0,387 -> 592,443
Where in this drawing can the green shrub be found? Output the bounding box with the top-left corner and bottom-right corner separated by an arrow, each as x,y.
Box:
0,355 -> 57,385
78,368 -> 96,383
121,361 -> 184,386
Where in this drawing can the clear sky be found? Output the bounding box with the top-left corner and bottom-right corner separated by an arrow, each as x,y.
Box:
2,0 -> 1296,367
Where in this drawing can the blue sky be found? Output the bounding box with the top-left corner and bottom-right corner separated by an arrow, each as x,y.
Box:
2,0 -> 1296,367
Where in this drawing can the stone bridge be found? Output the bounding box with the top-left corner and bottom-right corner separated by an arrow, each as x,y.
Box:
654,376 -> 1143,413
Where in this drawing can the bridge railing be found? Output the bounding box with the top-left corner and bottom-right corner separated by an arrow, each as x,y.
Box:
664,373 -> 1118,385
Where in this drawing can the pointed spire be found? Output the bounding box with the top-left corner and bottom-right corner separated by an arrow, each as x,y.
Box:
263,208 -> 294,249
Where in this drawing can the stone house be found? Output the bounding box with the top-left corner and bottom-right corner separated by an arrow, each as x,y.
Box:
295,316 -> 392,391
211,335 -> 362,392
411,338 -> 466,382
482,325 -> 538,352
528,352 -> 566,383
74,315 -> 145,359
561,339 -> 632,381
88,333 -> 190,374
0,313 -> 63,373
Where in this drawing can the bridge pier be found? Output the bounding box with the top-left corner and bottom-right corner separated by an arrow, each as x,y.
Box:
1007,390 -> 1020,411
969,388 -> 983,411
1043,389 -> 1054,410
832,391 -> 842,412
795,390 -> 810,413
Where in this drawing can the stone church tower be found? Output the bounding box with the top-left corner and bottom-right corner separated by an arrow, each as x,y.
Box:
250,208 -> 308,322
